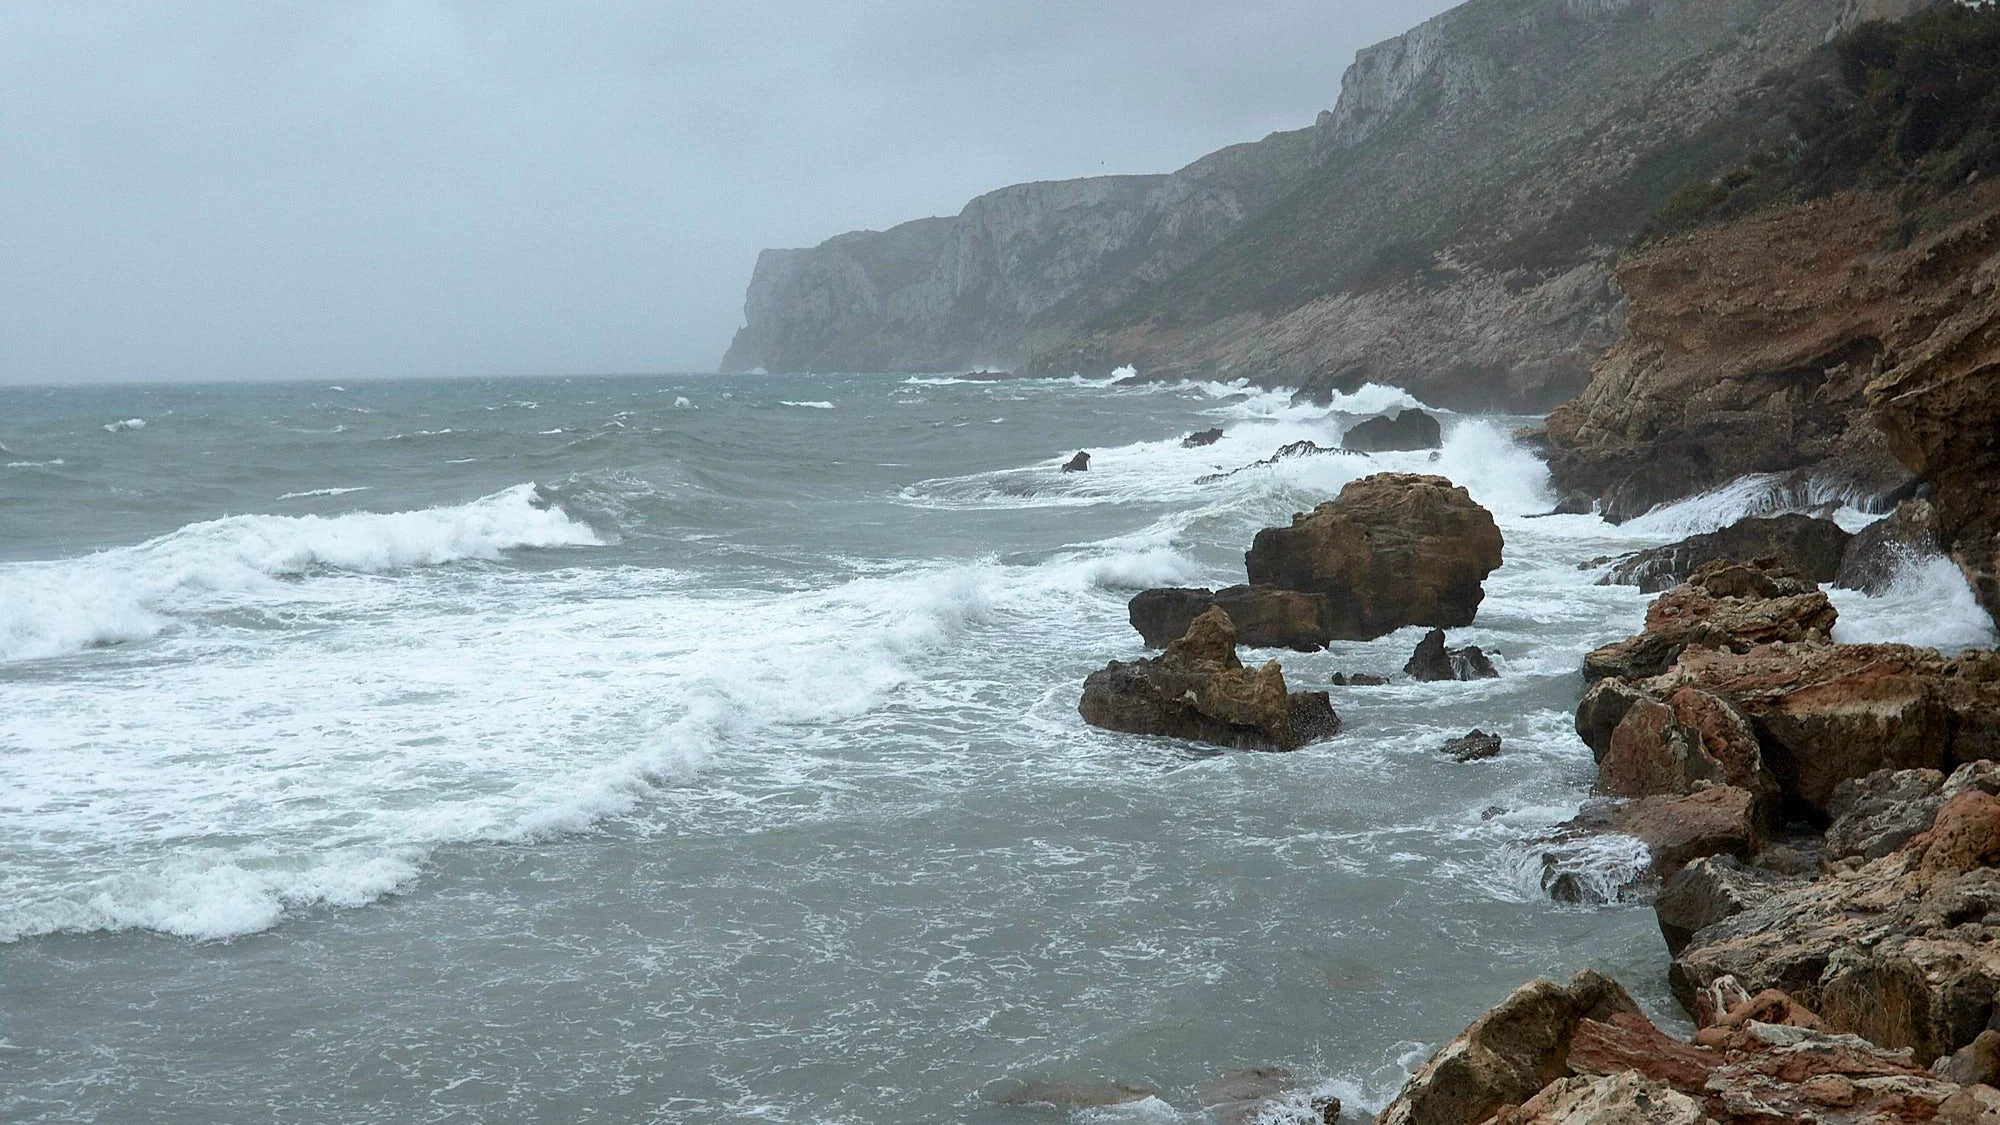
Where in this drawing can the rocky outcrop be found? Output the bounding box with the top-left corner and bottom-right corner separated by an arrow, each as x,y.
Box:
1343,409 -> 1442,452
1671,789 -> 2000,1064
1442,730 -> 1504,762
1061,452 -> 1090,473
1655,855 -> 1797,956
1835,498 -> 1946,595
1406,628 -> 1501,682
1181,427 -> 1224,449
1127,585 -> 1336,651
1244,473 -> 1503,641
1582,559 -> 1836,683
1079,607 -> 1340,751
1599,515 -> 1852,593
1380,972 -> 2000,1125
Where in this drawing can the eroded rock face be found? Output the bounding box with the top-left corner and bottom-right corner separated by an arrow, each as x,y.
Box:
1127,585 -> 1335,651
1583,559 -> 1836,683
1824,767 -> 1948,862
1079,607 -> 1340,752
1245,473 -> 1503,641
1672,790 -> 2000,1064
1343,408 -> 1442,452
1600,514 -> 1852,593
1655,855 -> 1797,956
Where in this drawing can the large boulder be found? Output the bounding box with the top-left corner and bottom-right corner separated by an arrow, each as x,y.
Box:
1079,607 -> 1340,752
1641,643 -> 2000,817
1583,559 -> 1836,683
1672,790 -> 2000,1064
1405,628 -> 1500,682
1600,514 -> 1852,593
1654,855 -> 1796,956
1127,585 -> 1335,651
1374,970 -> 1641,1125
1245,473 -> 1503,641
1342,408 -> 1442,452
1835,497 -> 1947,595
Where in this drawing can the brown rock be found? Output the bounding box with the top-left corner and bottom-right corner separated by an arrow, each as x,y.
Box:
1441,730 -> 1504,762
1825,767 -> 1949,862
1602,514 -> 1853,593
1595,699 -> 1723,799
1127,585 -> 1336,651
1603,787 -> 1763,878
1486,1070 -> 1711,1125
1933,1030 -> 2000,1089
1245,473 -> 1504,641
1583,559 -> 1836,682
1080,607 -> 1341,751
1575,678 -> 1651,761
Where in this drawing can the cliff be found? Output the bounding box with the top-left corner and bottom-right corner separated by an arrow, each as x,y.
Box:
725,0 -> 1906,407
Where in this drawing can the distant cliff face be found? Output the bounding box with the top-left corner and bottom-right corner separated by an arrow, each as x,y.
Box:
719,129 -> 1318,374
724,0 -> 1904,399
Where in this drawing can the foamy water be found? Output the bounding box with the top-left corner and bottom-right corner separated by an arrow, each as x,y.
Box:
0,373 -> 1985,1124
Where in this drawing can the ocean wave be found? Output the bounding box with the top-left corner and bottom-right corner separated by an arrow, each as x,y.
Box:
1830,554 -> 1997,650
102,418 -> 146,432
276,486 -> 371,500
780,400 -> 836,409
0,483 -> 601,663
6,458 -> 64,468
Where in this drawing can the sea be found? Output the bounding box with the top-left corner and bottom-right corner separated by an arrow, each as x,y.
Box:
2,372 -> 1993,1124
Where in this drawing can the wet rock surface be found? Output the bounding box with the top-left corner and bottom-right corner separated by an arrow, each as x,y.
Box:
1406,628 -> 1500,682
1836,498 -> 1947,594
1441,730 -> 1504,762
1128,585 -> 1337,651
1599,514 -> 1853,593
1342,408 -> 1442,452
1245,473 -> 1504,641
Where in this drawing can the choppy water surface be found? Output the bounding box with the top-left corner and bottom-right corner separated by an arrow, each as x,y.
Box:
2,373 -> 1989,1123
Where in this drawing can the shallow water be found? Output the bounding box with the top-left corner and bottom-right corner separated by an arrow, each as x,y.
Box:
1,373 -> 1988,1123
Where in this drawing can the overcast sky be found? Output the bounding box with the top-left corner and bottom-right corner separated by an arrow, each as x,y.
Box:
0,1 -> 1453,385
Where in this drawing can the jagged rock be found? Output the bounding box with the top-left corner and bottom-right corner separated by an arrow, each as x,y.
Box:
1197,440 -> 1354,483
1575,679 -> 1650,760
1406,628 -> 1500,682
1594,689 -> 1775,818
1332,671 -> 1390,687
1654,856 -> 1796,956
1825,767 -> 1948,861
1441,730 -> 1503,762
1342,409 -> 1442,452
1599,514 -> 1853,593
1375,970 -> 1641,1125
1193,1067 -> 1339,1125
1061,451 -> 1091,473
1489,1070 -> 1711,1125
1642,644 -> 2000,816
1128,585 -> 1335,651
1582,559 -> 1836,682
1672,790 -> 2000,1064
1182,427 -> 1224,448
1836,498 -> 1947,594
1600,787 -> 1763,879
1245,473 -> 1503,641
1079,607 -> 1340,752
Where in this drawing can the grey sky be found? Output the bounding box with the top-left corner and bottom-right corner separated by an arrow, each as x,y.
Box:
1,1 -> 1453,384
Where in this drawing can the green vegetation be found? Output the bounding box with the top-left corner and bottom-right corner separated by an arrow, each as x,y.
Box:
1647,3 -> 2000,240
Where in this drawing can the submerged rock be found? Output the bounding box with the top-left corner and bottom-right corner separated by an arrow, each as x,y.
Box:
1331,671 -> 1390,687
1079,607 -> 1339,752
1181,427 -> 1224,448
1127,585 -> 1335,651
1245,473 -> 1503,641
982,1076 -> 1155,1109
1439,730 -> 1502,762
1341,408 -> 1442,452
1192,1066 -> 1339,1125
1835,497 -> 1946,594
1404,628 -> 1499,682
1598,514 -> 1852,593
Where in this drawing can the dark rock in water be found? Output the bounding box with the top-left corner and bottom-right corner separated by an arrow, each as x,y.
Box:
956,370 -> 1017,382
1078,607 -> 1340,752
1194,1066 -> 1339,1125
1331,671 -> 1389,687
1127,585 -> 1334,651
1246,473 -> 1504,641
982,1076 -> 1156,1109
1061,451 -> 1091,473
1404,628 -> 1499,682
1181,427 -> 1224,448
1196,439 -> 1352,483
1440,729 -> 1502,761
1599,514 -> 1853,593
1834,498 -> 1945,594
1342,408 -> 1442,452
1654,855 -> 1795,956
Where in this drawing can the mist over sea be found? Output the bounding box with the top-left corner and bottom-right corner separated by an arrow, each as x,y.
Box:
2,373 -> 1989,1123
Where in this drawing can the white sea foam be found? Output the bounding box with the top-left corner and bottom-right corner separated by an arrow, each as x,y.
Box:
780,400 -> 836,409
0,483 -> 600,664
276,486 -> 371,500
7,458 -> 64,468
102,418 -> 146,432
1830,555 -> 1997,650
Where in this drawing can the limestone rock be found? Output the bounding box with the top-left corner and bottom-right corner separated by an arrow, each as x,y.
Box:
1488,1070 -> 1711,1125
1128,585 -> 1336,651
1836,498 -> 1947,595
1245,473 -> 1503,641
1576,678 -> 1651,761
1654,856 -> 1796,956
1600,514 -> 1852,593
1406,628 -> 1501,682
1582,559 -> 1836,683
1343,408 -> 1442,452
1825,767 -> 1948,862
1079,607 -> 1341,752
